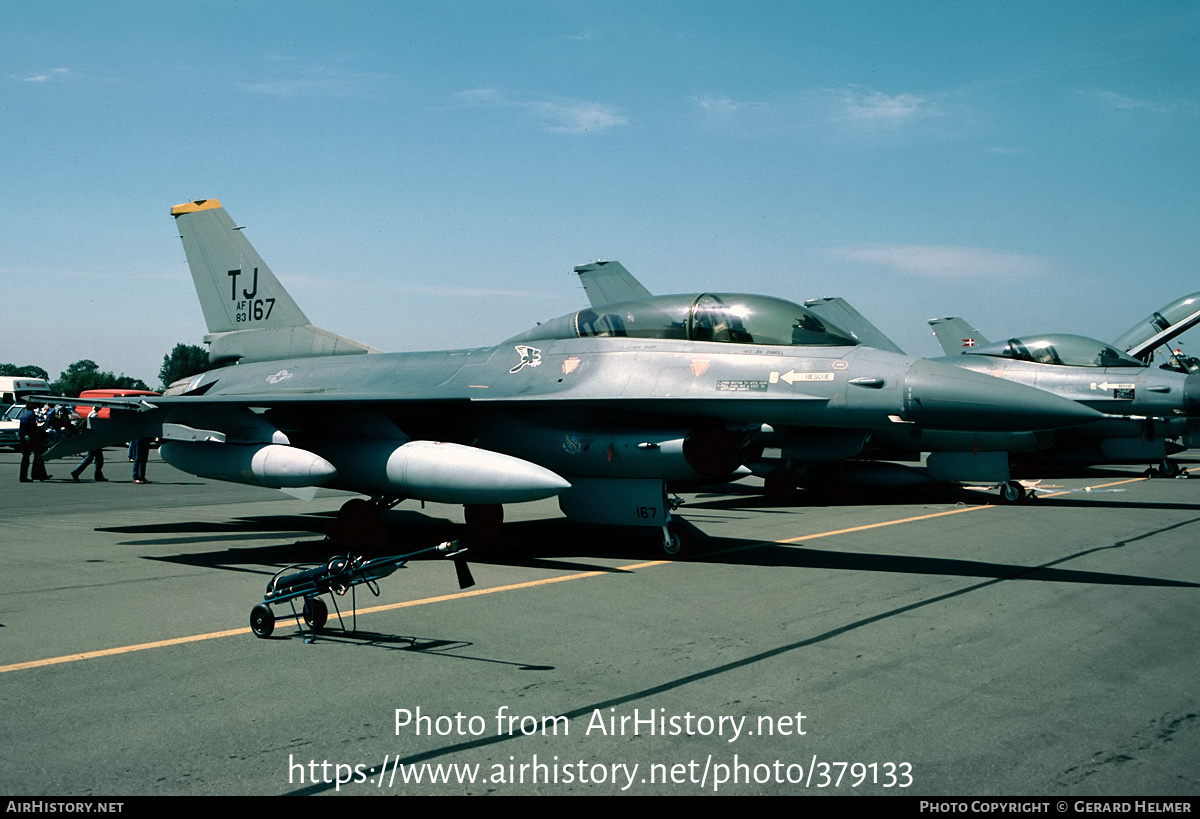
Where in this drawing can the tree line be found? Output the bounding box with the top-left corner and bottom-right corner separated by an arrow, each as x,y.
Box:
1,343 -> 218,397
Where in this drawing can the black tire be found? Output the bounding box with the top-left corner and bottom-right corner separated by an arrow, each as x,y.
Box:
464,503 -> 504,542
250,604 -> 275,638
659,521 -> 693,560
333,498 -> 388,550
763,468 -> 798,504
303,597 -> 328,630
999,481 -> 1025,503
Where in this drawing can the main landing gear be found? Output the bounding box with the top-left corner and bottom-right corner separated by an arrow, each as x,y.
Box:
330,497 -> 397,550
463,503 -> 504,542
763,468 -> 798,504
331,497 -> 506,552
1147,459 -> 1184,479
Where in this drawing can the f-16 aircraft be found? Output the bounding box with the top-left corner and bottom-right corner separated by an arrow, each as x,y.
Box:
925,313 -> 1200,483
933,291 -> 1200,371
577,262 -> 1200,499
44,201 -> 1108,556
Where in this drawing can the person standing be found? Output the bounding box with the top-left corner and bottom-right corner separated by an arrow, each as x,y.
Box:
18,404 -> 52,482
70,408 -> 107,481
131,436 -> 151,484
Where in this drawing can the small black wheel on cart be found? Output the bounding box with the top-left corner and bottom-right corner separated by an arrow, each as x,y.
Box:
250,604 -> 275,638
303,597 -> 328,630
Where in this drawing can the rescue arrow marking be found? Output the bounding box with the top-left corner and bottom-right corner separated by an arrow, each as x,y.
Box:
770,370 -> 835,385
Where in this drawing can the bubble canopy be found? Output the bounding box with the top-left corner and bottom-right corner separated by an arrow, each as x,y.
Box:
511,293 -> 861,347
963,334 -> 1145,368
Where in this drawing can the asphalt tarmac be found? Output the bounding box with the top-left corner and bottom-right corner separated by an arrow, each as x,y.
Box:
2,449 -> 1198,796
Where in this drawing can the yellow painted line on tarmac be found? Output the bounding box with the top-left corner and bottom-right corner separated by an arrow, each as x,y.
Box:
0,478 -> 1147,674
794,475 -> 1148,543
720,476 -> 1148,553
1047,476 -> 1147,492
346,559 -> 670,619
0,628 -> 249,674
775,505 -> 988,545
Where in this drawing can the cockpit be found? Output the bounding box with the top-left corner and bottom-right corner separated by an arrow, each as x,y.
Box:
512,293 -> 860,348
963,333 -> 1144,368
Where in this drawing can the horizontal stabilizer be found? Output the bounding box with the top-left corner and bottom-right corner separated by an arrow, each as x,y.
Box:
204,326 -> 382,366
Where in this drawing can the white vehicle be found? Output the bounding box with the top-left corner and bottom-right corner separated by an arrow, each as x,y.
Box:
0,403 -> 28,448
0,378 -> 51,449
0,376 -> 51,405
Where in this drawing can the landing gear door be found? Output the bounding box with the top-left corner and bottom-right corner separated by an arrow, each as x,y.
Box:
558,477 -> 669,527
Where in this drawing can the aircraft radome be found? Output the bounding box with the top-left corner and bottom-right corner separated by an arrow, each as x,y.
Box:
41,200 -> 1108,557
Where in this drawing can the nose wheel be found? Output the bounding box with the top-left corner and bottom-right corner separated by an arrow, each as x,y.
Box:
998,481 -> 1027,503
659,520 -> 693,559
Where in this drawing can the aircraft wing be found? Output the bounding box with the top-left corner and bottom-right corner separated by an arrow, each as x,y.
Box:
29,394 -> 156,411
928,317 -> 989,355
804,297 -> 905,354
573,260 -> 653,307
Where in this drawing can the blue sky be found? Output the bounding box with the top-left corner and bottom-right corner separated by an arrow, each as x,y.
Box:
3,1 -> 1198,385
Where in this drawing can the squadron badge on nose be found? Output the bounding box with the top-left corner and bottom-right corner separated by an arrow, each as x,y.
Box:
510,346 -> 543,373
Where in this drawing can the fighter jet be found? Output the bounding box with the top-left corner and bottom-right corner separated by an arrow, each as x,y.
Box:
571,261 -> 1125,502
933,294 -> 1200,368
44,200 -> 1105,556
925,314 -> 1200,484
577,262 -> 1200,499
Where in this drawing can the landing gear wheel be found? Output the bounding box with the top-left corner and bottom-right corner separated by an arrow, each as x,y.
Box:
332,498 -> 388,550
250,604 -> 275,638
999,481 -> 1026,504
1159,459 -> 1181,478
464,503 -> 504,543
659,521 -> 693,560
303,597 -> 328,630
763,468 -> 798,504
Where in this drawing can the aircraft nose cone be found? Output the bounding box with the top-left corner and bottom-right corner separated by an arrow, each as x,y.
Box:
903,359 -> 1105,430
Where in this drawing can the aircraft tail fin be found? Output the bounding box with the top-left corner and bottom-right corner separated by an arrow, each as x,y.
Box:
928,317 -> 989,355
171,199 -> 380,365
574,260 -> 653,307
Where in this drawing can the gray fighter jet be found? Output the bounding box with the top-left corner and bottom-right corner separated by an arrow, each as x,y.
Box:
926,313 -> 1200,484
578,262 -> 1200,499
45,201 -> 1106,556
